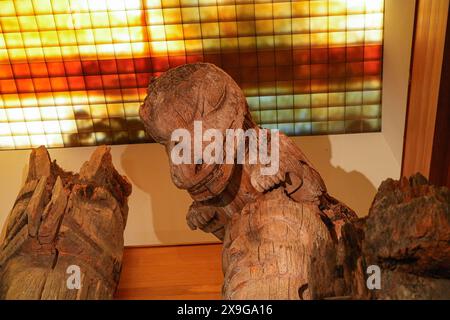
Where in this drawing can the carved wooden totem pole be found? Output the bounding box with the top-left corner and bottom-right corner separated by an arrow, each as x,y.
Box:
140,63 -> 450,300
0,146 -> 132,299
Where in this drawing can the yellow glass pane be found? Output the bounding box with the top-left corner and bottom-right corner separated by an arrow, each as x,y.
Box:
293,34 -> 310,48
256,20 -> 274,35
127,10 -> 144,26
236,21 -> 255,37
147,9 -> 164,25
18,16 -> 38,32
36,15 -> 56,30
273,2 -> 291,19
366,0 -> 384,13
163,8 -> 182,24
23,107 -> 41,121
329,0 -> 347,15
166,40 -> 185,53
311,17 -> 328,32
292,1 -> 310,18
30,135 -> 48,147
310,1 -> 328,16
329,16 -> 346,31
199,7 -> 218,22
365,13 -> 384,29
219,21 -> 237,37
0,1 -> 16,17
184,39 -> 202,54
88,0 -> 109,12
54,14 -> 75,30
13,135 -> 31,148
347,15 -> 365,30
52,0 -> 71,14
15,0 -> 34,15
255,3 -> 272,19
201,22 -> 220,38
109,11 -> 129,27
217,5 -> 236,21
0,123 -> 12,136
347,0 -> 366,14
4,33 -> 23,48
238,36 -> 256,50
310,32 -> 328,47
10,122 -> 28,135
274,19 -> 292,34
181,7 -> 200,23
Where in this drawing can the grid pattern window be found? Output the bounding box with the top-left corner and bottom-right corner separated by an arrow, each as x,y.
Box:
0,0 -> 384,149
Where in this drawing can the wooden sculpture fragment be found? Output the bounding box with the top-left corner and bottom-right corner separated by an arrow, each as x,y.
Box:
140,63 -> 450,300
140,63 -> 358,299
362,174 -> 450,299
0,146 -> 132,299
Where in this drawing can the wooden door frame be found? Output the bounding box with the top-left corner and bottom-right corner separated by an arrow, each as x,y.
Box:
402,0 -> 450,187
429,5 -> 450,187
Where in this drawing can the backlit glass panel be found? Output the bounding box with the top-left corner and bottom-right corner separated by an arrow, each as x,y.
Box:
0,0 -> 384,149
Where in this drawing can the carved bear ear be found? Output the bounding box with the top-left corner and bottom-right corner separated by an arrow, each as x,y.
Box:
196,72 -> 227,117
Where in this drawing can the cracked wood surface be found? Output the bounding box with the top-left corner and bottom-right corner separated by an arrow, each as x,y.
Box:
140,63 -> 360,299
140,63 -> 450,300
0,145 -> 132,299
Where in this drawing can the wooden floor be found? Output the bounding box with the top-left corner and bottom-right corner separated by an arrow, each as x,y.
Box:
115,243 -> 223,300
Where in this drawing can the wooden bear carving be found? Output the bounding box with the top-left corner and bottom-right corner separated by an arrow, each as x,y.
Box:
140,63 -> 359,299
140,63 -> 450,300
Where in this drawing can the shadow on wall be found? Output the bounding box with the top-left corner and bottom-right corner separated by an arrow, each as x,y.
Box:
120,143 -> 215,245
0,136 -> 378,247
120,134 -> 377,246
0,152 -> 30,245
295,135 -> 377,216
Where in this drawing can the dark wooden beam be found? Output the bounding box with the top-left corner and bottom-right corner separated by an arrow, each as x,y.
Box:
402,0 -> 450,179
430,4 -> 450,188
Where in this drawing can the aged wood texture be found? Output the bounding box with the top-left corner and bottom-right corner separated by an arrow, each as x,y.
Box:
402,0 -> 450,178
0,145 -> 132,299
141,63 -> 450,300
362,173 -> 450,299
116,244 -> 223,300
140,63 -> 358,299
222,190 -> 337,300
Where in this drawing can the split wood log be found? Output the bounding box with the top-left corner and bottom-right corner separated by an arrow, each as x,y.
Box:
0,145 -> 131,300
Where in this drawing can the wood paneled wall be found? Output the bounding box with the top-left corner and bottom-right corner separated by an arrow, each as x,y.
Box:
402,0 -> 450,181
115,244 -> 223,300
430,5 -> 450,188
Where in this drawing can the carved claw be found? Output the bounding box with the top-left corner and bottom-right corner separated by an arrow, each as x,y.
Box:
250,165 -> 305,196
250,166 -> 285,193
285,172 -> 303,195
186,202 -> 215,230
186,202 -> 227,241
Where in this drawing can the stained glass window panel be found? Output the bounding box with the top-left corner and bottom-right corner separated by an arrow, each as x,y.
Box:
0,0 -> 384,149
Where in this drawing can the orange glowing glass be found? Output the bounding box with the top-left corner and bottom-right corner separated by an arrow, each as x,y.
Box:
0,0 -> 384,149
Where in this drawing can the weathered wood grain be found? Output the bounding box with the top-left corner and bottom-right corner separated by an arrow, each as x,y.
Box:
0,145 -> 132,300
362,173 -> 450,299
140,63 -> 358,299
140,63 -> 450,300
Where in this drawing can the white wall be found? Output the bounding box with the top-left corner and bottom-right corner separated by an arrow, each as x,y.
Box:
382,0 -> 417,164
0,0 -> 415,246
0,133 -> 400,246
